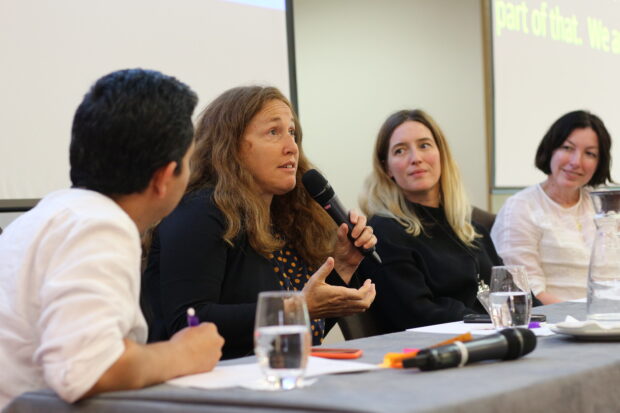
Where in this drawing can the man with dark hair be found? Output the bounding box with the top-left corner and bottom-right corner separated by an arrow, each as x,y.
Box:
69,69 -> 197,195
0,69 -> 223,408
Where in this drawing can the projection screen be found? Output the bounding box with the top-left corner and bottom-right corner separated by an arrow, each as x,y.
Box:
0,0 -> 291,205
492,0 -> 620,189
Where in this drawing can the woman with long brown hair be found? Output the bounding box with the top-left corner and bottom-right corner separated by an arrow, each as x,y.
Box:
143,86 -> 376,359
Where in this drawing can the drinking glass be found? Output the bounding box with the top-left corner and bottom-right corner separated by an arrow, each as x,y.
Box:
588,190 -> 620,325
254,291 -> 311,390
489,265 -> 532,329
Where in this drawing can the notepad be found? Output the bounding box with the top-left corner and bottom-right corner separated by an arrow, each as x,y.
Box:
167,356 -> 379,390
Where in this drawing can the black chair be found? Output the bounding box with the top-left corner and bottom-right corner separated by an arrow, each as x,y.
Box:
337,310 -> 383,341
472,206 -> 496,233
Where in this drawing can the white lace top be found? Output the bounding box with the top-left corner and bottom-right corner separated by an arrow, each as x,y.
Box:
491,184 -> 595,301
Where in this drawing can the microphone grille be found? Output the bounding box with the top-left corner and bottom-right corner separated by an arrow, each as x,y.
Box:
302,169 -> 334,203
499,328 -> 537,360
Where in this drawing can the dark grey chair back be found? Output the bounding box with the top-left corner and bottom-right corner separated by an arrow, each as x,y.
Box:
472,206 -> 496,233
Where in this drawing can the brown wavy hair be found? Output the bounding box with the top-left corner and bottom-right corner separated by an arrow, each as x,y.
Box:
188,86 -> 336,266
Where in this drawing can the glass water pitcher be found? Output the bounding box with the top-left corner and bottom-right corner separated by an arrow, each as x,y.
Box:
588,190 -> 620,324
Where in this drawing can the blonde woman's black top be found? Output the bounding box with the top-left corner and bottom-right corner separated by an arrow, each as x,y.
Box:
361,202 -> 501,334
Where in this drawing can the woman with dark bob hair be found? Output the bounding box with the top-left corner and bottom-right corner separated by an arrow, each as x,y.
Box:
142,86 -> 376,359
492,110 -> 613,304
358,109 -> 502,332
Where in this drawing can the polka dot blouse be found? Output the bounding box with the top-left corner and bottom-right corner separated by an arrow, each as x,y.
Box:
269,247 -> 325,345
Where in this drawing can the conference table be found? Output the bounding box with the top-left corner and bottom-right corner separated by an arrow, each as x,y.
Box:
5,301 -> 620,413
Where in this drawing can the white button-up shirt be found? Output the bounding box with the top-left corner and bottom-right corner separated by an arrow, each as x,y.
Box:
0,189 -> 147,408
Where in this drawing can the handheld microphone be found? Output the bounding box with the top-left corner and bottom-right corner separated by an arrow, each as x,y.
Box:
301,169 -> 382,264
403,328 -> 536,371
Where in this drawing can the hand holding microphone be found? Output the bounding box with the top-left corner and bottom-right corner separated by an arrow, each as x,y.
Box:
302,169 -> 382,265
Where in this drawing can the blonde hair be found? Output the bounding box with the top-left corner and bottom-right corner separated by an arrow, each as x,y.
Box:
359,109 -> 478,246
189,86 -> 336,266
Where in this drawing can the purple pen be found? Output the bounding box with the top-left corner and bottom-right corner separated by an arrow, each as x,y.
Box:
186,307 -> 200,327
528,321 -> 541,329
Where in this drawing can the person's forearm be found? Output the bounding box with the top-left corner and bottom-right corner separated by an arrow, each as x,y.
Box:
82,339 -> 186,399
535,291 -> 563,305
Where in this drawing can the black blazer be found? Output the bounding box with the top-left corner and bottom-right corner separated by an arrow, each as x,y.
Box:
142,188 -> 342,359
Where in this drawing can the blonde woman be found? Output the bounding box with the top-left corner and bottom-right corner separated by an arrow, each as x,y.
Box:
143,86 -> 376,359
360,109 -> 501,332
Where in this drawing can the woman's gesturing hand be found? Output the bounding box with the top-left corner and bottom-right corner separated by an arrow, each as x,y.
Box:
302,257 -> 376,319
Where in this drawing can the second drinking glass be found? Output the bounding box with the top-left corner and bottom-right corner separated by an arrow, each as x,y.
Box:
489,265 -> 532,329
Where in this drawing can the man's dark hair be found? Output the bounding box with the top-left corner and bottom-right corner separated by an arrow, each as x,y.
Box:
535,110 -> 612,187
70,68 -> 198,195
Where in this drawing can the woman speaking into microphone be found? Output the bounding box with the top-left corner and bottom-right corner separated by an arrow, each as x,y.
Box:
142,86 -> 376,359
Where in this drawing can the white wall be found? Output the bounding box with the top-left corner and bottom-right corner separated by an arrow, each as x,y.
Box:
294,0 -> 488,210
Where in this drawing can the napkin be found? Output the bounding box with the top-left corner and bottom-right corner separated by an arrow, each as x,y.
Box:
554,315 -> 620,332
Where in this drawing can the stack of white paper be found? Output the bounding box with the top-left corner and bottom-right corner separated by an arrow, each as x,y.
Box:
167,356 -> 379,390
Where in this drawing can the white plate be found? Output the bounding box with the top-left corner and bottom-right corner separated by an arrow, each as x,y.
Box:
550,324 -> 620,340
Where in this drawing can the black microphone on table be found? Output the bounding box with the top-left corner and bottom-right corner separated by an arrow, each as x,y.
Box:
301,169 -> 382,265
403,328 -> 537,371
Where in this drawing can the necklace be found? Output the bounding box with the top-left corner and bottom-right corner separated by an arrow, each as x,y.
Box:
541,180 -> 580,208
541,183 -> 584,231
418,206 -> 489,294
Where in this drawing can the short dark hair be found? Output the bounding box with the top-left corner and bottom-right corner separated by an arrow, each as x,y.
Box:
70,68 -> 198,195
535,110 -> 613,187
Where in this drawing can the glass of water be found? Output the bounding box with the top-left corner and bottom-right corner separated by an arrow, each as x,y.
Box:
489,265 -> 532,329
254,291 -> 311,390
